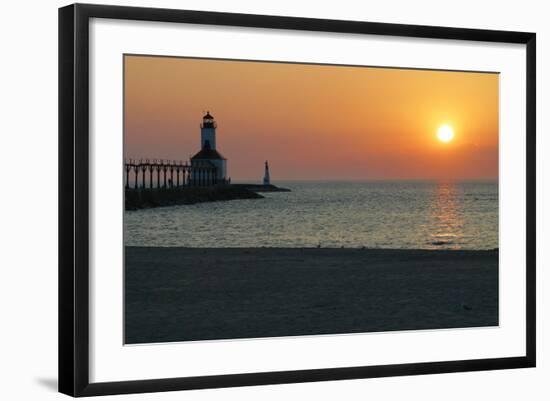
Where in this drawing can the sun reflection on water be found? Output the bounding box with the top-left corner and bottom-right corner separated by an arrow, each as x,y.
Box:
428,182 -> 464,249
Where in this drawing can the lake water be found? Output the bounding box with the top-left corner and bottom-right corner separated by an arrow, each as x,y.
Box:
124,180 -> 498,250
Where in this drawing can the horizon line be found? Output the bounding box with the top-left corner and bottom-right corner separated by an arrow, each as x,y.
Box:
233,178 -> 499,182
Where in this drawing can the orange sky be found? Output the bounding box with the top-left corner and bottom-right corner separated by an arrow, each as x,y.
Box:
124,55 -> 499,181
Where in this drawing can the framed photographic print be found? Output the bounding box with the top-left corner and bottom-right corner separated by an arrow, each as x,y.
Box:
58,3 -> 536,397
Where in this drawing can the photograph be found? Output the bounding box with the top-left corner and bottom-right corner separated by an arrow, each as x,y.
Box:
123,55 -> 499,344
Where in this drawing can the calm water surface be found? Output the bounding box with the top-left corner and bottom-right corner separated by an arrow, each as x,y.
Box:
124,181 -> 498,250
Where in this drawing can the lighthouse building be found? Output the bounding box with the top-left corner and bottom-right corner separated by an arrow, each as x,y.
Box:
190,112 -> 228,184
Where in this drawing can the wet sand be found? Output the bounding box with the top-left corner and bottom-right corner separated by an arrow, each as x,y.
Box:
125,247 -> 498,344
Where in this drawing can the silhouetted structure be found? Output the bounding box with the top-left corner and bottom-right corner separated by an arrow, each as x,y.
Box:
263,160 -> 270,185
191,112 -> 227,184
125,112 -> 229,190
124,159 -> 218,189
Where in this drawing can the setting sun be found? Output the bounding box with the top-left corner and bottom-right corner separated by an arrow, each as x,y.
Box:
437,125 -> 455,143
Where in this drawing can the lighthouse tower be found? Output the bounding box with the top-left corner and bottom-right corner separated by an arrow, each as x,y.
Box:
191,112 -> 227,184
200,111 -> 217,150
263,160 -> 270,186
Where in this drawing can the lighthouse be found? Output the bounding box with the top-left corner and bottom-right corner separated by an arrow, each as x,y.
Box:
200,111 -> 217,150
263,160 -> 270,186
191,112 -> 227,183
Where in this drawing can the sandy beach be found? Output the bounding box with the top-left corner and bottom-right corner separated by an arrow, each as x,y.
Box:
125,247 -> 498,344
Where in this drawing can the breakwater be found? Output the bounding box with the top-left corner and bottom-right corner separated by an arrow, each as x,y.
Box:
230,184 -> 291,193
125,185 -> 263,210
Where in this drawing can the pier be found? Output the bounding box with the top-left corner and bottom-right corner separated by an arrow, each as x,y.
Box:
124,159 -> 290,210
124,159 -> 222,189
124,114 -> 288,210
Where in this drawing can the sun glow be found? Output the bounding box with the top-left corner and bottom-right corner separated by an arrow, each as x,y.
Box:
437,125 -> 455,143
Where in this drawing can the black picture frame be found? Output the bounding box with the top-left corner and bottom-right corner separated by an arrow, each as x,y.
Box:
59,3 -> 536,397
